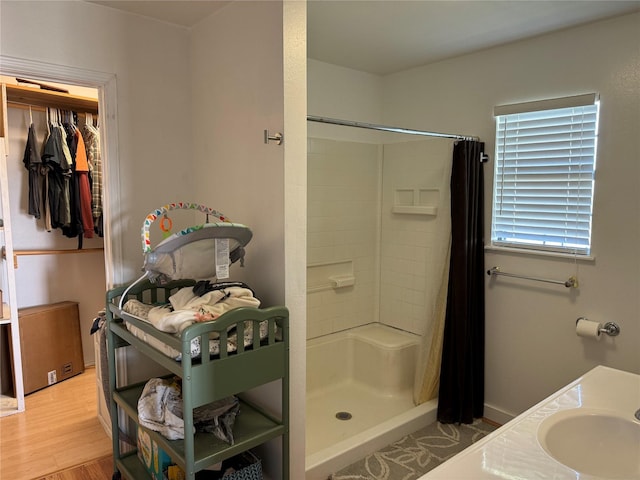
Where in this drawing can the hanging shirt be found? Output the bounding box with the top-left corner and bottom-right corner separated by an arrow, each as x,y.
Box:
82,123 -> 102,236
41,125 -> 71,229
58,124 -> 73,227
61,122 -> 83,244
22,123 -> 43,219
74,127 -> 94,239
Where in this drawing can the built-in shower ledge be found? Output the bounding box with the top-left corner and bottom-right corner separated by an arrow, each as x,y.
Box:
305,398 -> 438,480
392,205 -> 438,215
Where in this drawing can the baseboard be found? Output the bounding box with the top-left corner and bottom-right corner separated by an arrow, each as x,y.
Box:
483,403 -> 516,426
97,409 -> 113,439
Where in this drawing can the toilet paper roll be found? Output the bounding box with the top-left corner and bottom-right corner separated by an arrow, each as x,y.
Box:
576,318 -> 602,340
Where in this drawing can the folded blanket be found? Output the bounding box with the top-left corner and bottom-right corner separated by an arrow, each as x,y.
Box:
121,284 -> 267,360
148,285 -> 260,334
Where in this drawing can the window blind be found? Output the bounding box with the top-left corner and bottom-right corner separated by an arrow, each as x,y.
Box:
491,95 -> 599,255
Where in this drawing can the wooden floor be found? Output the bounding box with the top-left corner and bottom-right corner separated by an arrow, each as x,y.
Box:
0,367 -> 112,480
37,455 -> 113,480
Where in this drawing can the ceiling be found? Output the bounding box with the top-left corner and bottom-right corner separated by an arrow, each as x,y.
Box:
89,0 -> 640,75
87,1 -> 230,27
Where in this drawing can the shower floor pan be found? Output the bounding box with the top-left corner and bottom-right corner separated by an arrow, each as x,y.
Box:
307,380 -> 415,453
305,323 -> 438,479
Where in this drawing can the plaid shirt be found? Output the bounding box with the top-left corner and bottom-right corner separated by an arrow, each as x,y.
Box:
82,123 -> 102,224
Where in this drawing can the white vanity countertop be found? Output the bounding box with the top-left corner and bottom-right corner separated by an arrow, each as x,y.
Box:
420,365 -> 640,479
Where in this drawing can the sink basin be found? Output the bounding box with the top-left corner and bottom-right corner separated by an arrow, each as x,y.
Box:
538,408 -> 640,478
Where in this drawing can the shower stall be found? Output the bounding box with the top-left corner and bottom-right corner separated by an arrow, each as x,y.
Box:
305,117 -> 469,478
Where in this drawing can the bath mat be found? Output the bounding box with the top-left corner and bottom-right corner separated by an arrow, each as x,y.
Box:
329,419 -> 496,480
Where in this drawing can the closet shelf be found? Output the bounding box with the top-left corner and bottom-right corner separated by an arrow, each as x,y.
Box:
4,84 -> 98,114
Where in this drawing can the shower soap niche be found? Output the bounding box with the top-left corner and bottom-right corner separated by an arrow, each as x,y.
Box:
392,188 -> 439,215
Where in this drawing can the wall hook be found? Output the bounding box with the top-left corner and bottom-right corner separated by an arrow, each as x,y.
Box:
264,130 -> 283,145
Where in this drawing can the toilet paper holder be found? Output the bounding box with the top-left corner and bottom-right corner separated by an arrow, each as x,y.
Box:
577,317 -> 621,337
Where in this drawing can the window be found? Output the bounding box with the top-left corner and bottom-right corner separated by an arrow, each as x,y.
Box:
491,94 -> 599,256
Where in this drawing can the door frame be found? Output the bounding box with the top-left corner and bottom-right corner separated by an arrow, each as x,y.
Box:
0,55 -> 124,286
0,54 -> 127,413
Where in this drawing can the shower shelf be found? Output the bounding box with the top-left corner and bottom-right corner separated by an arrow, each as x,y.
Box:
391,205 -> 438,215
392,188 -> 439,216
307,260 -> 354,293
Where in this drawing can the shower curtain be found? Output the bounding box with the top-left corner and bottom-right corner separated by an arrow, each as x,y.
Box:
437,140 -> 486,424
413,240 -> 450,405
413,142 -> 453,406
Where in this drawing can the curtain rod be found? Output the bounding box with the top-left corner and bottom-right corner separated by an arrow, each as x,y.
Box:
307,115 -> 478,141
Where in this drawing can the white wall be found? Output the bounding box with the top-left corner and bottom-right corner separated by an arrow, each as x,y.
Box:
382,12 -> 640,419
190,1 -> 285,306
307,138 -> 380,338
306,61 -> 456,340
380,140 -> 452,335
190,2 -> 307,478
282,2 -> 308,478
308,59 -> 384,143
306,137 -> 456,340
307,60 -> 383,341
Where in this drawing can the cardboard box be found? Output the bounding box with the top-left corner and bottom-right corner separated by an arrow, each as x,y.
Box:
18,301 -> 84,394
137,426 -> 173,480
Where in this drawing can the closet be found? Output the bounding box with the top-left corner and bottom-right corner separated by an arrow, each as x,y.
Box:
0,78 -> 106,417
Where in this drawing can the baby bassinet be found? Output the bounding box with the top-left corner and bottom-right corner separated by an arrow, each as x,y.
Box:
141,202 -> 253,284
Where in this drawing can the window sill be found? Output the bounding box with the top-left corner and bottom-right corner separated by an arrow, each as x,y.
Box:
484,245 -> 595,262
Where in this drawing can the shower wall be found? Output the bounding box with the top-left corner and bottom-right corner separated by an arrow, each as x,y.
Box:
307,136 -> 453,340
307,138 -> 381,339
380,140 -> 453,335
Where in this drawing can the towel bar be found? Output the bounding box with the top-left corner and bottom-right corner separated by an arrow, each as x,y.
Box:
487,266 -> 578,288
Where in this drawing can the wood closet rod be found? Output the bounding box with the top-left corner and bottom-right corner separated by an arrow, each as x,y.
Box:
7,248 -> 104,269
14,248 -> 104,256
